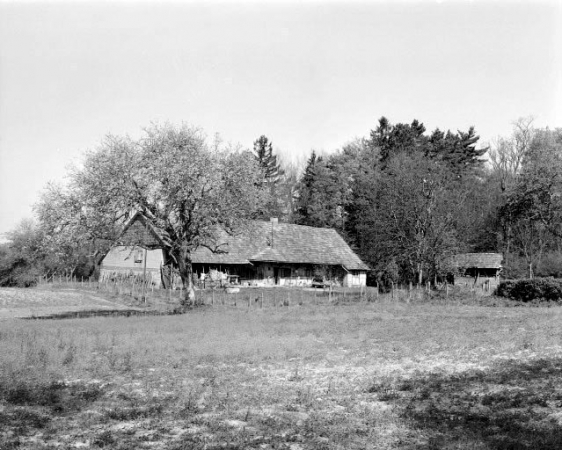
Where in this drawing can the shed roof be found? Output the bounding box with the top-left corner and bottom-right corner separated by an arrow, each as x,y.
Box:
450,253 -> 503,269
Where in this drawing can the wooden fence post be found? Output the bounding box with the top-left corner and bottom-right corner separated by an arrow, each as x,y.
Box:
260,292 -> 264,309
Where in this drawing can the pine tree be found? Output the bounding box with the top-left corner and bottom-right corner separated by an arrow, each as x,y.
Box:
294,151 -> 318,225
294,151 -> 346,230
371,116 -> 427,164
370,116 -> 487,174
427,127 -> 488,173
252,135 -> 285,219
253,135 -> 284,184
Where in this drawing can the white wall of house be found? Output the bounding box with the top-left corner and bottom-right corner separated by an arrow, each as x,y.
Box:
101,246 -> 164,270
343,271 -> 367,287
100,246 -> 165,286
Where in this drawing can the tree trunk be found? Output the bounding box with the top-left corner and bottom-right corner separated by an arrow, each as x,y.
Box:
177,250 -> 196,307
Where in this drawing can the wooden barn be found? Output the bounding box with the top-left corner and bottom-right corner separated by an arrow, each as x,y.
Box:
100,214 -> 369,288
448,253 -> 503,287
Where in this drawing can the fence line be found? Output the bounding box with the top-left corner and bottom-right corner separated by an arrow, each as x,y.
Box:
36,274 -> 496,313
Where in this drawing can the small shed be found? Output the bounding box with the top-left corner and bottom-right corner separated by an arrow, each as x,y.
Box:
448,253 -> 503,287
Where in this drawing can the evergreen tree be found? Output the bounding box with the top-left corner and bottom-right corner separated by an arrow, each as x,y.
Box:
252,135 -> 285,219
295,151 -> 320,226
370,116 -> 487,174
370,116 -> 427,164
427,127 -> 488,174
253,135 -> 284,184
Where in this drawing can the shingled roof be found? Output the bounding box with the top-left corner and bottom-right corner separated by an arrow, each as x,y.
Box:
191,221 -> 369,270
450,253 -> 503,269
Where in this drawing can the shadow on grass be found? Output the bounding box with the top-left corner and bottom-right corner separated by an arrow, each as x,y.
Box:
369,358 -> 562,449
0,377 -> 103,435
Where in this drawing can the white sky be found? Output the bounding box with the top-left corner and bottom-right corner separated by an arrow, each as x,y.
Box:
0,1 -> 561,236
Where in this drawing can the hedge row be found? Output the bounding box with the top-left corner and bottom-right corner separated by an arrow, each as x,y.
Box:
495,278 -> 562,302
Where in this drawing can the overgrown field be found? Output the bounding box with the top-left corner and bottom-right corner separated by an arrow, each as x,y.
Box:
2,288 -> 562,449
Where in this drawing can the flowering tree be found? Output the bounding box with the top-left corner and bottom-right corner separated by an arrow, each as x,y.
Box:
37,123 -> 268,305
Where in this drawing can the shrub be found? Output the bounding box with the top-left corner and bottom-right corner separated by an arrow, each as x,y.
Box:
495,278 -> 562,302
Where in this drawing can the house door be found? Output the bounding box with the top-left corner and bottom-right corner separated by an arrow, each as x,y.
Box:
274,267 -> 279,285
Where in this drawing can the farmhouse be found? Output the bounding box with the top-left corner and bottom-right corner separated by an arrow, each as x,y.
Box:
448,252 -> 503,287
100,214 -> 369,288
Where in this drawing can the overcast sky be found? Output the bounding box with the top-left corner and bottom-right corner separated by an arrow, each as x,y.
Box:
0,1 -> 561,237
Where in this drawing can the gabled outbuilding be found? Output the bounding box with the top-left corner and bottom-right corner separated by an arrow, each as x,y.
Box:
448,252 -> 503,287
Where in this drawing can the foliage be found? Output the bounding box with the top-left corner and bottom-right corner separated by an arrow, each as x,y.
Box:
37,124 -> 268,304
5,113 -> 561,291
0,217 -> 97,287
495,278 -> 562,302
497,127 -> 562,278
371,116 -> 427,164
35,181 -> 118,277
252,135 -> 285,219
295,139 -> 376,234
253,135 -> 283,184
0,220 -> 44,287
487,117 -> 535,192
361,153 -> 463,284
294,151 -> 345,230
370,116 -> 488,173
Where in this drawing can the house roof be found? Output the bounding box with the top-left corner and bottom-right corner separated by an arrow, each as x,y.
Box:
118,212 -> 166,249
191,221 -> 370,270
118,215 -> 369,271
450,253 -> 503,269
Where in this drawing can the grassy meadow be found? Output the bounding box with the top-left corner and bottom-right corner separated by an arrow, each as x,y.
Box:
2,286 -> 562,449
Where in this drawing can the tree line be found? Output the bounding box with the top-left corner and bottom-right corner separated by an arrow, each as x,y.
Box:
1,117 -> 561,300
